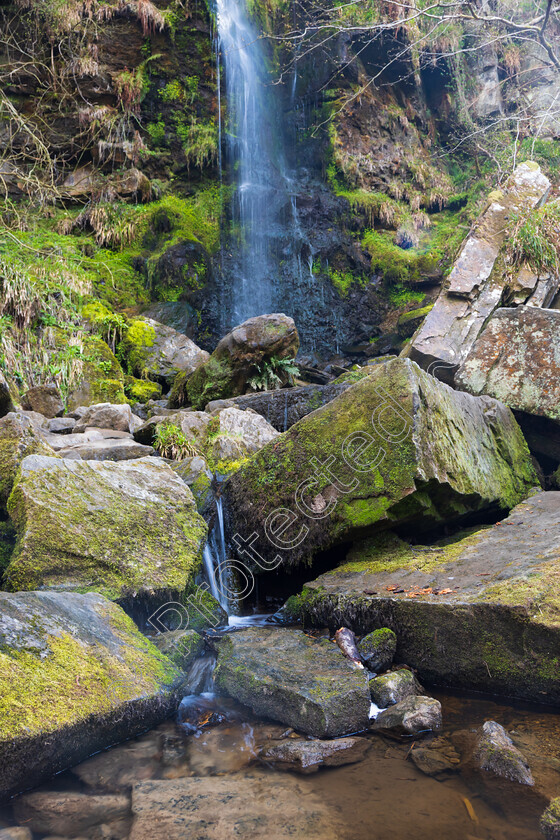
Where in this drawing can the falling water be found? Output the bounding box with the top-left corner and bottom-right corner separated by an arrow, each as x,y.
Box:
217,0 -> 299,323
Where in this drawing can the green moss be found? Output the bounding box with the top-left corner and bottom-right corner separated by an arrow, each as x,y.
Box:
186,357 -> 233,409
67,334 -> 126,410
0,610 -> 179,741
124,375 -> 162,404
119,319 -> 157,378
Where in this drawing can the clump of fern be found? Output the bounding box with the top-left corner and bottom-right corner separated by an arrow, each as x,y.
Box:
153,421 -> 199,460
248,357 -> 300,392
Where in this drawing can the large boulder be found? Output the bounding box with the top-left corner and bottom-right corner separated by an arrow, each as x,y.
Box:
0,590 -> 186,800
224,358 -> 538,571
0,413 -> 56,509
66,335 -> 127,411
406,163 -> 551,381
128,773 -> 343,840
456,307 -> 560,460
20,384 -> 63,419
182,314 -> 299,409
214,627 -> 371,738
3,456 -> 207,605
288,491 -> 560,703
121,318 -> 209,387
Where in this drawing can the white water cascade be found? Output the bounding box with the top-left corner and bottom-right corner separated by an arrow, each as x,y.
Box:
217,0 -> 296,324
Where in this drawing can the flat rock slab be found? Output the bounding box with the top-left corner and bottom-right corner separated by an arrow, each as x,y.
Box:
456,307 -> 560,422
214,627 -> 371,737
292,492 -> 560,703
3,455 -> 206,603
0,591 -> 184,801
259,736 -> 370,773
129,773 -> 343,839
56,437 -> 155,461
408,163 -> 550,377
224,357 -> 537,570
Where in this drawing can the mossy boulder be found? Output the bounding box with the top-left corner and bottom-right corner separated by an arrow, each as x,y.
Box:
214,627 -> 371,738
67,335 -> 127,411
152,629 -> 206,671
0,590 -> 186,800
172,456 -> 212,512
397,304 -> 434,338
288,491 -> 560,703
473,721 -> 534,785
368,669 -> 416,707
185,314 -> 299,410
0,413 -> 57,511
120,318 -> 209,387
203,407 -> 279,475
4,455 -> 207,607
224,357 -> 538,571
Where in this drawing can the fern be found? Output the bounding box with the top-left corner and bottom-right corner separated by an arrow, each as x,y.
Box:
248,357 -> 299,392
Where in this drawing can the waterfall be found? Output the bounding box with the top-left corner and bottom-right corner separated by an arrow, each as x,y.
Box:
202,496 -> 233,614
217,0 -> 298,324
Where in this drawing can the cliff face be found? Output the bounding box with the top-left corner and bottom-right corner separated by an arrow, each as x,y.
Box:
1,0 -> 560,397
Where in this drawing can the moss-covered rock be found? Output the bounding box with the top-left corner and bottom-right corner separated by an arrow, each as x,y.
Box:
186,314 -> 299,409
473,721 -> 534,785
0,413 -> 57,511
203,407 -> 279,476
287,491 -> 560,704
358,627 -> 396,672
124,375 -> 163,404
152,628 -> 206,672
4,455 -> 207,607
66,335 -> 127,411
214,627 -> 371,737
396,304 -> 434,338
541,798 -> 560,839
120,318 -> 209,387
224,357 -> 538,571
172,456 -> 212,512
0,590 -> 186,800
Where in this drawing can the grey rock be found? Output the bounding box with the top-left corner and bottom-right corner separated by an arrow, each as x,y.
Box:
0,829 -> 33,840
372,695 -> 442,735
152,629 -> 205,671
57,437 -> 155,461
214,628 -> 371,738
47,417 -> 76,434
407,164 -> 551,380
369,670 -> 417,707
358,628 -> 397,672
21,384 -> 63,418
259,736 -> 370,774
74,403 -> 136,434
134,410 -> 211,447
474,720 -> 534,785
123,318 -> 209,386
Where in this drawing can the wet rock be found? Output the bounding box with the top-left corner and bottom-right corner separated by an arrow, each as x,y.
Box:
21,384 -> 64,418
473,721 -> 534,785
186,725 -> 258,775
205,379 -> 355,430
410,736 -> 461,776
121,318 -> 209,387
259,736 -> 370,774
13,792 -> 130,837
0,591 -> 185,800
0,412 -> 57,509
368,670 -> 417,707
358,628 -> 396,672
224,357 -> 538,571
152,629 -> 205,671
47,417 -> 76,434
372,695 -> 442,736
74,403 -> 138,434
541,798 -> 560,839
3,455 -> 206,604
214,627 -> 371,738
291,492 -> 560,703
184,313 -> 299,409
456,307 -> 560,460
0,372 -> 15,417
396,305 -> 433,339
129,773 -> 343,839
407,164 -> 551,380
